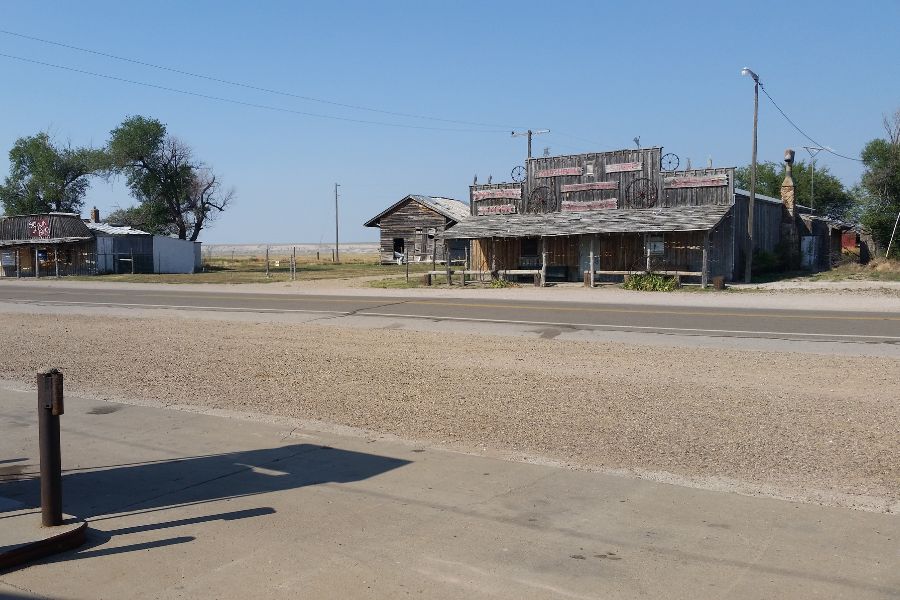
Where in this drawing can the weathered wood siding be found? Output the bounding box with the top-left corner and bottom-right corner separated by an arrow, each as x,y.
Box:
378,200 -> 452,261
469,182 -> 524,216
524,148 -> 662,213
731,195 -> 784,280
469,236 -> 578,276
659,167 -> 735,207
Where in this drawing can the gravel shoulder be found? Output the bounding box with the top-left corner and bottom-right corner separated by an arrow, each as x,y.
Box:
1,310 -> 897,513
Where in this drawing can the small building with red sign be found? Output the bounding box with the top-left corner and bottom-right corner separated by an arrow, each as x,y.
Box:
0,213 -> 95,277
364,195 -> 470,264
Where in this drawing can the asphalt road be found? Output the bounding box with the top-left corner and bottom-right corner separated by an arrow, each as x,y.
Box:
1,282 -> 899,344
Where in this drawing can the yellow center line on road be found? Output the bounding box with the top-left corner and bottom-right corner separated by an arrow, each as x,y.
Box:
5,290 -> 899,322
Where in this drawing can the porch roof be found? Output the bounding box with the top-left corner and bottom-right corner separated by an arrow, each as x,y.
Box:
440,204 -> 731,240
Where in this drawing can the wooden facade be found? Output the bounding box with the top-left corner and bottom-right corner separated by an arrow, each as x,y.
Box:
0,213 -> 97,277
457,148 -> 747,282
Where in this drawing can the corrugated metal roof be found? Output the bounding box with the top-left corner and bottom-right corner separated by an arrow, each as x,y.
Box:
0,213 -> 94,247
440,205 -> 732,240
86,222 -> 151,236
364,194 -> 470,227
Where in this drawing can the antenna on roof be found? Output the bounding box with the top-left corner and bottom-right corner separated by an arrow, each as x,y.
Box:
487,175 -> 492,184
543,147 -> 551,157
633,136 -> 641,149
707,156 -> 713,168
473,174 -> 478,186
685,157 -> 692,171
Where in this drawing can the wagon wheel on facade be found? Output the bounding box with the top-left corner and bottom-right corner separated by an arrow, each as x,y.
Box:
527,185 -> 554,213
511,165 -> 526,183
661,153 -> 680,171
625,177 -> 657,209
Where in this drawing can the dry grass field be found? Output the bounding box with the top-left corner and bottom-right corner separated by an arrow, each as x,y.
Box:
67,252 -> 432,284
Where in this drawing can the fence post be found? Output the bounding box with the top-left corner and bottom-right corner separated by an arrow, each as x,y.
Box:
130,249 -> 135,275
37,369 -> 64,527
266,247 -> 270,277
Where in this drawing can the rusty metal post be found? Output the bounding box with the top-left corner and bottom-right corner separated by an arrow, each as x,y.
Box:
54,248 -> 60,278
37,369 -> 64,527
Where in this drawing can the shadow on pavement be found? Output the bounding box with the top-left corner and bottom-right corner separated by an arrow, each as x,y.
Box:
0,443 -> 409,567
2,443 -> 409,519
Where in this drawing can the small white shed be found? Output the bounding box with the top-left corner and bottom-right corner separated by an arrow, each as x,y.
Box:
86,222 -> 200,274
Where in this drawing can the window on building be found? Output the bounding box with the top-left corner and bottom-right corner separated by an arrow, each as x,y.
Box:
521,237 -> 539,256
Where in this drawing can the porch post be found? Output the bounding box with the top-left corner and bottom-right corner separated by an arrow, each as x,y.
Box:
540,236 -> 548,287
445,240 -> 451,286
490,237 -> 497,277
702,231 -> 710,288
54,247 -> 59,278
644,233 -> 651,273
589,235 -> 596,288
35,247 -> 40,278
16,249 -> 20,278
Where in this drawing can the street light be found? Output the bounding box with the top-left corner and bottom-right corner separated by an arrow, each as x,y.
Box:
803,146 -> 826,213
741,67 -> 760,283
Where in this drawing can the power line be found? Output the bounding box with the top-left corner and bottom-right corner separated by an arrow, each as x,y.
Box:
0,52 -> 508,133
759,85 -> 863,162
0,29 -> 521,130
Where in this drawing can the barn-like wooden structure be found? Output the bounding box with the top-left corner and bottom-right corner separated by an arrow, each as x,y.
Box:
364,194 -> 470,264
442,147 -> 840,283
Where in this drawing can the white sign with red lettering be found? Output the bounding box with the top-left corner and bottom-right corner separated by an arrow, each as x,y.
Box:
561,199 -> 617,211
560,181 -> 618,193
477,204 -> 517,215
472,187 -> 522,201
536,166 -> 583,178
604,161 -> 642,173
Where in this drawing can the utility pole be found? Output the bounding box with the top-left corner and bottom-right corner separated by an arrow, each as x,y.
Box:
511,129 -> 549,160
741,67 -> 761,284
334,183 -> 340,263
803,146 -> 824,213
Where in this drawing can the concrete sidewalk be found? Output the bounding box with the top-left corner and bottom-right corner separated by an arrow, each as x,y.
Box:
0,386 -> 896,599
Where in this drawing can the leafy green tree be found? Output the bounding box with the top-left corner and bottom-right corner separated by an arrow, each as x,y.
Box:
735,159 -> 853,219
0,132 -> 105,215
857,110 -> 900,256
107,116 -> 231,241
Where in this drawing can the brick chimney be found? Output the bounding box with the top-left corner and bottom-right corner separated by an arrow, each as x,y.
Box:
780,149 -> 800,268
90,207 -> 100,223
781,149 -> 797,220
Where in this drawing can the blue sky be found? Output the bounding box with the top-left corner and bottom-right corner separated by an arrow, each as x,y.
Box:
2,0 -> 898,243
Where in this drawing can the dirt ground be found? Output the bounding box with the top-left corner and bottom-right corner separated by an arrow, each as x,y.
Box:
0,310 -> 897,513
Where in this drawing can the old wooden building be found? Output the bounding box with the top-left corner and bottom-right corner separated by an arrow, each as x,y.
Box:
0,213 -> 95,277
364,194 -> 470,264
443,147 -> 838,283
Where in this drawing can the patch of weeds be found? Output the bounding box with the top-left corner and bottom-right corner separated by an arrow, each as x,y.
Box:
622,273 -> 679,292
490,278 -> 519,288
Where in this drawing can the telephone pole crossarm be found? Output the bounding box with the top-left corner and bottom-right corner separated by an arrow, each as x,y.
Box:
512,129 -> 549,160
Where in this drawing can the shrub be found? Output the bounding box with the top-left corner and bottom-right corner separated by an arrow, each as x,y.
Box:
490,278 -> 519,288
623,273 -> 679,291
